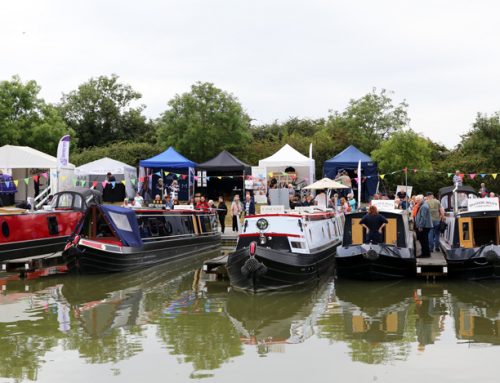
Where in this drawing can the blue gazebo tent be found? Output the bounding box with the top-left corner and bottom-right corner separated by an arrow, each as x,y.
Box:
323,145 -> 378,202
139,147 -> 197,201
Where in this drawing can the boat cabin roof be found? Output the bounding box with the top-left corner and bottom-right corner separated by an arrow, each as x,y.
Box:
50,187 -> 102,211
438,185 -> 477,197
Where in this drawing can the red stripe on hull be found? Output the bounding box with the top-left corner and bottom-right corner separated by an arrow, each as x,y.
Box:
239,233 -> 302,238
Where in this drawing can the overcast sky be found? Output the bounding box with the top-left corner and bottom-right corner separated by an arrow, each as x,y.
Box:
1,0 -> 499,148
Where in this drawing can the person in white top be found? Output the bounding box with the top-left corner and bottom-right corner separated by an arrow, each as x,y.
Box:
134,192 -> 144,207
314,190 -> 328,210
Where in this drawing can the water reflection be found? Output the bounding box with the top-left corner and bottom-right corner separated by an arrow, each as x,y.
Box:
3,258 -> 500,381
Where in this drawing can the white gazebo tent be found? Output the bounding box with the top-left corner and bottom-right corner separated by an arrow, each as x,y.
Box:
75,157 -> 137,198
259,144 -> 315,188
0,145 -> 75,202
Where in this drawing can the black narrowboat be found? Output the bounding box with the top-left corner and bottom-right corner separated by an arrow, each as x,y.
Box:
63,205 -> 221,273
335,209 -> 416,280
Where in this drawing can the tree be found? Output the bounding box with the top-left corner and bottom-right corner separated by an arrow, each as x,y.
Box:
371,130 -> 437,193
326,89 -> 410,155
60,74 -> 152,148
0,75 -> 70,153
156,82 -> 251,162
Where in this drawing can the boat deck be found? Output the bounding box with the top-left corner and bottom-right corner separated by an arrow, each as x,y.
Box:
416,249 -> 448,279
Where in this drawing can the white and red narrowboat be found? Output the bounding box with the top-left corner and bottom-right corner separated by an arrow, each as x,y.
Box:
62,204 -> 221,273
439,186 -> 500,279
226,209 -> 344,293
0,188 -> 101,263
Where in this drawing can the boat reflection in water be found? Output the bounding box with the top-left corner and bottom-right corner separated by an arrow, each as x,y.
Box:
447,281 -> 500,345
224,279 -> 336,354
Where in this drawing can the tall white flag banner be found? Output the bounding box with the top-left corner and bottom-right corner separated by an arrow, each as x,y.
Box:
57,135 -> 71,168
357,160 -> 361,208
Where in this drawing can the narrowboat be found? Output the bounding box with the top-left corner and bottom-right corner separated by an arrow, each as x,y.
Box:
439,186 -> 500,279
226,208 -> 344,293
335,205 -> 416,280
0,188 -> 101,263
62,205 -> 221,273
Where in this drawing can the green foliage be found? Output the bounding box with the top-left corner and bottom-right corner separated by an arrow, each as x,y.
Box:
60,74 -> 153,148
326,88 -> 410,155
71,141 -> 161,167
0,75 -> 71,154
156,82 -> 251,162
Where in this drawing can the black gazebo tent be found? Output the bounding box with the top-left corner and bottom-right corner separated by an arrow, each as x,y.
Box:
197,150 -> 251,200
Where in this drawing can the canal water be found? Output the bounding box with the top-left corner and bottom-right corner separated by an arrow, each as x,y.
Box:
1,251 -> 499,383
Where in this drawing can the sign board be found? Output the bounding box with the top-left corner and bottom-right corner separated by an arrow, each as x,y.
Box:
294,206 -> 315,214
260,205 -> 285,214
174,204 -> 194,210
251,166 -> 267,204
468,197 -> 499,212
371,199 -> 396,211
395,185 -> 413,198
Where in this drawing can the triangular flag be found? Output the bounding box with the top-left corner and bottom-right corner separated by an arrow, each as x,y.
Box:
469,173 -> 476,180
268,172 -> 273,178
194,176 -> 199,181
5,181 -> 10,188
111,181 -> 116,188
72,178 -> 77,186
131,178 -> 136,185
492,173 -> 498,179
181,175 -> 187,180
206,176 -> 210,181
42,172 -> 48,179
447,173 -> 452,177
362,177 -> 367,183
61,175 -> 67,181
176,173 -> 180,178
121,180 -> 126,185
33,175 -> 39,183
480,173 -> 487,178
155,171 -> 161,177
101,181 -> 107,188
92,181 -> 98,188
14,180 -> 19,187
139,177 -> 144,182
164,171 -> 169,176
81,180 -> 86,187
24,177 -> 29,185
413,169 -> 417,173
217,176 -> 222,180
229,176 -> 233,179
380,174 -> 385,180
353,177 -> 359,184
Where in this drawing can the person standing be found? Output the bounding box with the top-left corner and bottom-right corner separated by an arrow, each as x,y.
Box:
453,170 -> 463,186
231,195 -> 242,232
217,196 -> 228,233
196,195 -> 210,210
347,193 -> 356,212
244,193 -> 255,216
478,183 -> 488,197
360,205 -> 388,244
415,194 -> 433,258
426,192 -> 444,252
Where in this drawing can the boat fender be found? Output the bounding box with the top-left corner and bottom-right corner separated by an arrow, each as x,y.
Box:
241,243 -> 268,277
364,249 -> 379,261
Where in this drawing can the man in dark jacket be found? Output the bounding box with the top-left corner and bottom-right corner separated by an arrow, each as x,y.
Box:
217,196 -> 228,233
415,194 -> 433,258
244,193 -> 255,216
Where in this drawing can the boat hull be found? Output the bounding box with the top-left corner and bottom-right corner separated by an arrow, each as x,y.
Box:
335,245 -> 416,280
63,234 -> 221,273
443,245 -> 500,280
226,244 -> 338,293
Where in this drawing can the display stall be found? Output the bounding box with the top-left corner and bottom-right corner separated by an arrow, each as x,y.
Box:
323,145 -> 378,202
139,147 -> 196,202
197,150 -> 251,200
0,145 -> 75,202
75,157 -> 137,199
258,144 -> 315,192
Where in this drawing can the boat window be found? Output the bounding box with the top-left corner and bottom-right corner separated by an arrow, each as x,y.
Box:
199,215 -> 212,233
440,197 -> 448,210
462,222 -> 470,241
54,193 -> 73,208
1,221 -> 9,237
108,211 -> 132,232
73,194 -> 83,209
183,217 -> 194,234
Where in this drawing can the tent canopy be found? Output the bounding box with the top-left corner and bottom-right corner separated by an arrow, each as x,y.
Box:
303,178 -> 349,190
323,145 -> 378,200
259,144 -> 315,186
0,145 -> 74,169
75,157 -> 135,175
198,150 -> 251,173
139,146 -> 197,168
75,157 -> 137,198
